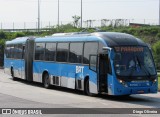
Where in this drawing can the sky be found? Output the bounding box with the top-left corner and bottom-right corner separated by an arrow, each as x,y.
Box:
0,0 -> 159,28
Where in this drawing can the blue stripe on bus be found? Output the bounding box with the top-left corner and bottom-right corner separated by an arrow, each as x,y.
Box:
4,59 -> 97,85
33,61 -> 90,80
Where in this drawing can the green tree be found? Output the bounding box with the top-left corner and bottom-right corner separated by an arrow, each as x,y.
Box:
13,32 -> 25,38
0,31 -> 6,39
72,15 -> 81,28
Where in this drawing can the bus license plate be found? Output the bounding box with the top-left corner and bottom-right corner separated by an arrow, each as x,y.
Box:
137,90 -> 144,93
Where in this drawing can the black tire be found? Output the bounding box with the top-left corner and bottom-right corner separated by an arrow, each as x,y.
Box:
84,79 -> 92,96
11,68 -> 16,81
43,73 -> 51,89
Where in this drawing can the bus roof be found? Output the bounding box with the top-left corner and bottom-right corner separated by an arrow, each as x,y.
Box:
6,32 -> 147,47
93,32 -> 146,46
6,37 -> 29,45
35,32 -> 147,47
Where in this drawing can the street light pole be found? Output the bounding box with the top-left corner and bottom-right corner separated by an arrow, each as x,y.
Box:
38,0 -> 40,33
58,0 -> 60,28
81,0 -> 82,28
159,0 -> 160,25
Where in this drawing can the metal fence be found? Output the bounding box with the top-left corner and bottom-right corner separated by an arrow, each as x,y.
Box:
0,19 -> 159,31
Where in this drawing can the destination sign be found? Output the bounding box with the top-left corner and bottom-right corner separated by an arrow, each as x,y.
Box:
114,47 -> 144,52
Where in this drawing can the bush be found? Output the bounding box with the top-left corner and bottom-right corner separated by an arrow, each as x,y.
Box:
0,31 -> 6,39
156,33 -> 160,40
13,32 -> 25,38
0,39 -> 5,46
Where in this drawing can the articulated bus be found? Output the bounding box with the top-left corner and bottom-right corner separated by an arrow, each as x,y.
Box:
4,32 -> 158,95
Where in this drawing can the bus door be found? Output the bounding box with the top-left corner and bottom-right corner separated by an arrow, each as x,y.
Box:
89,54 -> 109,93
98,54 -> 109,93
89,55 -> 98,94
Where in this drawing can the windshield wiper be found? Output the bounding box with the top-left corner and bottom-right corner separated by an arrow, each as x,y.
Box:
136,55 -> 151,79
128,59 -> 136,78
128,66 -> 135,78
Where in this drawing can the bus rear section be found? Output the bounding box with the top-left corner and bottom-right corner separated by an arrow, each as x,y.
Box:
4,37 -> 34,81
4,38 -> 27,79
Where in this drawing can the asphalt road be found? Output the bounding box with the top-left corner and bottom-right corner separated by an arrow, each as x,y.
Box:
0,69 -> 160,116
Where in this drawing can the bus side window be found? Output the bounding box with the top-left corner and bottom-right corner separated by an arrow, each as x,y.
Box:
35,43 -> 45,60
17,44 -> 23,59
83,42 -> 98,64
69,43 -> 83,63
13,45 -> 17,59
56,43 -> 69,62
10,45 -> 15,59
45,43 -> 56,61
5,45 -> 10,58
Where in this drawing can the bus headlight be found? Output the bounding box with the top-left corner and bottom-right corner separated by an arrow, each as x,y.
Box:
151,78 -> 157,86
118,79 -> 128,87
153,79 -> 157,84
119,80 -> 123,83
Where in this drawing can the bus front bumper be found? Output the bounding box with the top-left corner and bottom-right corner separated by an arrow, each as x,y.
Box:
113,85 -> 158,95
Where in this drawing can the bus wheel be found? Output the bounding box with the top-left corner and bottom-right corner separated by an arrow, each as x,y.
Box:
84,79 -> 92,96
11,68 -> 16,81
43,73 -> 51,89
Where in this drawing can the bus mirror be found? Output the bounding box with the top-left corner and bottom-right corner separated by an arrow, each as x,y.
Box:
103,47 -> 112,51
110,49 -> 115,60
103,47 -> 115,60
147,43 -> 151,50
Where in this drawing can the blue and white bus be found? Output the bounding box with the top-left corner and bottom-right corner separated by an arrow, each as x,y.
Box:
4,32 -> 158,95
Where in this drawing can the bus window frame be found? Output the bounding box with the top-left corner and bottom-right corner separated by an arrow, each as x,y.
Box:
34,42 -> 45,61
22,45 -> 25,60
83,41 -> 99,65
89,54 -> 98,72
56,42 -> 69,63
69,42 -> 84,64
44,42 -> 57,62
33,41 -> 99,65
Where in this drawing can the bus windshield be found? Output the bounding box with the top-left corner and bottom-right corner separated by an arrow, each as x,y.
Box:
114,46 -> 156,77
